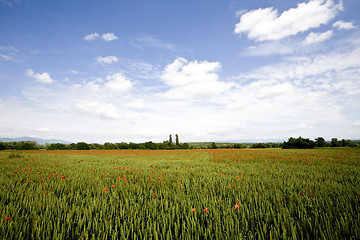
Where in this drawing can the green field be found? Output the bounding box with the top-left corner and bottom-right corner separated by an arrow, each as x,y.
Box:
1,148 -> 359,239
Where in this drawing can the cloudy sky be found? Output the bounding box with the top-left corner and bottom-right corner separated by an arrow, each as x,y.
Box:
0,0 -> 359,143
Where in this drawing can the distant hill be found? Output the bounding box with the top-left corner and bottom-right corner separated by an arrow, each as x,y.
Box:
0,136 -> 70,145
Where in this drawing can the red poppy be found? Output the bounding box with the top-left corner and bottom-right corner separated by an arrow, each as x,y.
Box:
237,200 -> 240,203
112,185 -> 115,188
104,189 -> 108,193
192,208 -> 195,212
234,204 -> 239,210
61,175 -> 66,179
204,208 -> 208,212
308,195 -> 313,198
4,217 -> 10,222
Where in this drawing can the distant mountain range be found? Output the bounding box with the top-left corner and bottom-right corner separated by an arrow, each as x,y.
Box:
0,136 -> 70,145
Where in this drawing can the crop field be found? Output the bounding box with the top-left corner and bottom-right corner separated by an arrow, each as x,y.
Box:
1,148 -> 360,239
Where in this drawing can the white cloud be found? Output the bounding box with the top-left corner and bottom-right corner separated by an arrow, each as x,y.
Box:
25,69 -> 54,84
96,56 -> 118,64
234,0 -> 343,41
74,101 -> 120,120
104,73 -> 133,96
84,32 -> 118,42
303,30 -> 333,45
333,20 -> 356,30
160,57 -> 234,99
84,32 -> 99,41
101,33 -> 118,42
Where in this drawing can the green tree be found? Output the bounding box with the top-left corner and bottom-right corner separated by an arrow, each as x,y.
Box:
331,138 -> 341,147
282,137 -> 315,149
175,134 -> 179,145
169,135 -> 173,145
315,137 -> 326,147
76,142 -> 90,150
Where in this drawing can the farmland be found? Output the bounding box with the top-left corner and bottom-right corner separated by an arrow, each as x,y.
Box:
1,148 -> 359,239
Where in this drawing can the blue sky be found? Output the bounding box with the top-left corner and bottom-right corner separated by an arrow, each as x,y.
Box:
1,0 -> 359,143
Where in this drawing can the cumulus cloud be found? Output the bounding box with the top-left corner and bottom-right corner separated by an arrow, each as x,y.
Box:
96,56 -> 118,64
25,69 -> 54,84
84,32 -> 99,41
303,30 -> 333,45
234,0 -> 343,41
160,57 -> 234,99
333,20 -> 356,30
101,33 -> 118,42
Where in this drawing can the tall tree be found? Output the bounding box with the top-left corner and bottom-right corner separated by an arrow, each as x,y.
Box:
175,134 -> 179,145
169,134 -> 173,145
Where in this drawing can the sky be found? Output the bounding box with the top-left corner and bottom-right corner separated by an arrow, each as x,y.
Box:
0,0 -> 359,143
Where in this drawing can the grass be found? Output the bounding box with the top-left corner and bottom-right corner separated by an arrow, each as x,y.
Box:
1,148 -> 359,239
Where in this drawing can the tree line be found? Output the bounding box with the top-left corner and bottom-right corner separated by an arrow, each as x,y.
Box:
0,135 -> 358,151
282,136 -> 358,149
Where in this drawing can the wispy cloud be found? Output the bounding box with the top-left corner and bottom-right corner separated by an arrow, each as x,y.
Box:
96,56 -> 118,64
234,0 -> 342,41
0,0 -> 21,6
0,46 -> 23,62
132,33 -> 177,51
84,32 -> 118,42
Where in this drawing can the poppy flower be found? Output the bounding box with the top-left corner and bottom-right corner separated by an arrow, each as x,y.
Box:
4,217 -> 10,222
61,175 -> 66,179
237,200 -> 240,203
308,195 -> 313,198
104,189 -> 108,193
204,208 -> 208,212
192,208 -> 195,212
112,185 -> 115,188
234,204 -> 239,210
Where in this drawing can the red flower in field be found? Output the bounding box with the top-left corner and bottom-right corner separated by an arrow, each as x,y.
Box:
27,179 -> 31,182
233,185 -> 236,187
234,204 -> 239,210
61,175 -> 66,179
300,193 -> 304,195
237,200 -> 240,203
204,208 -> 208,212
104,189 -> 108,193
192,208 -> 195,212
308,195 -> 313,198
45,191 -> 49,194
4,217 -> 10,222
112,185 -> 115,188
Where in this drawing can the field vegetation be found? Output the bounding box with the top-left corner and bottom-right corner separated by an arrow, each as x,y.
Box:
1,148 -> 359,239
